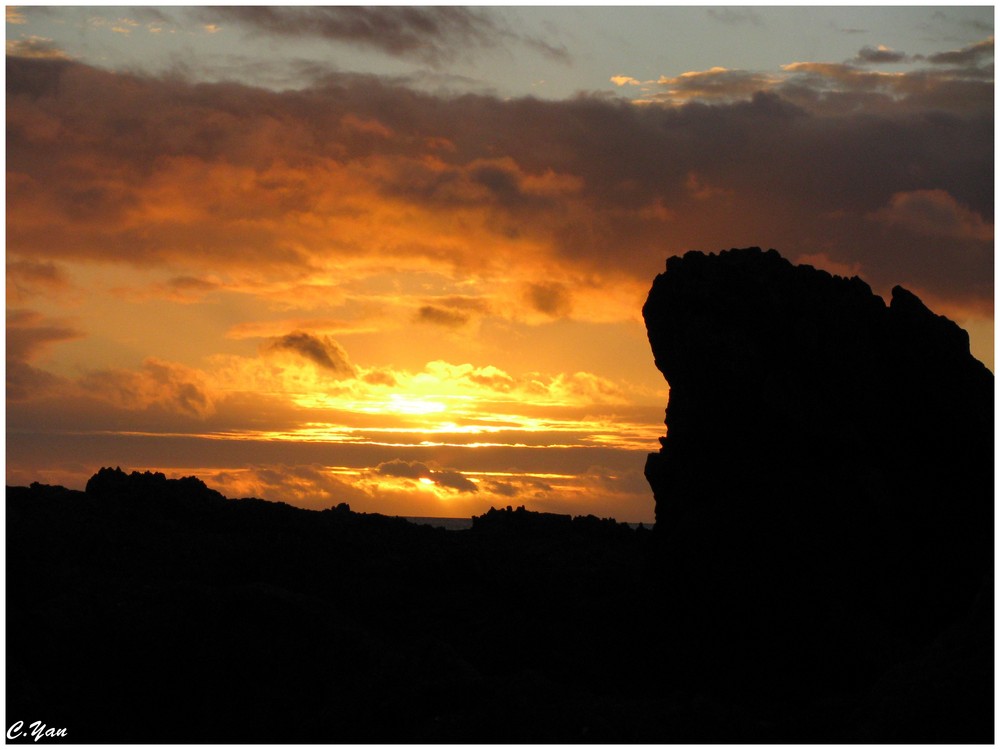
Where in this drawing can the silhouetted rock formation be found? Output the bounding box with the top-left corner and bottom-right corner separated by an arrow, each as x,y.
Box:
86,466 -> 226,503
642,247 -> 993,739
472,504 -> 638,539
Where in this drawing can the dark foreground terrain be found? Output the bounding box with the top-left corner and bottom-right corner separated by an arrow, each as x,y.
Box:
9,470 -> 666,743
9,468 -> 989,744
7,248 -> 993,743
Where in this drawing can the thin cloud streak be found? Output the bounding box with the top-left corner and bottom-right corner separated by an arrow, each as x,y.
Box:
193,6 -> 570,67
854,45 -> 909,65
927,37 -> 994,66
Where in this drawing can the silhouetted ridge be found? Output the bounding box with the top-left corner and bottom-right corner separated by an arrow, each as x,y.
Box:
86,465 -> 226,503
472,504 -> 638,539
642,247 -> 993,740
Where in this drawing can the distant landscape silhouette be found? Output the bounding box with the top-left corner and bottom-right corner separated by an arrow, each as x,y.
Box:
6,248 -> 992,743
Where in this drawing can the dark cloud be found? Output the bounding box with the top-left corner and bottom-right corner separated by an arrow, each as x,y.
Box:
390,68 -> 498,96
964,20 -> 994,35
582,466 -> 651,496
645,67 -> 776,104
427,296 -> 492,313
777,59 -> 994,114
485,476 -> 553,498
6,309 -> 83,362
467,369 -> 516,393
526,282 -> 572,317
194,7 -> 569,68
854,45 -> 909,64
262,332 -> 355,378
77,358 -> 215,418
376,459 -> 432,480
142,360 -> 213,417
7,260 -> 70,303
415,305 -> 470,328
927,37 -> 995,66
471,163 -> 532,206
486,480 -> 519,497
869,189 -> 993,242
167,276 -> 220,294
706,8 -> 762,26
7,360 -> 65,402
375,459 -> 477,492
7,260 -> 67,287
361,370 -> 398,387
781,61 -> 889,91
141,275 -> 223,303
517,34 -> 571,65
431,470 -> 478,493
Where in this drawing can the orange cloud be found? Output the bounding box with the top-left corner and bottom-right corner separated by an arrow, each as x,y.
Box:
6,309 -> 83,363
340,113 -> 393,138
635,67 -> 779,105
415,305 -> 470,328
869,189 -> 993,242
6,260 -> 72,304
78,359 -> 216,418
7,56 -> 992,315
6,35 -> 69,59
781,61 -> 897,89
610,75 -> 642,87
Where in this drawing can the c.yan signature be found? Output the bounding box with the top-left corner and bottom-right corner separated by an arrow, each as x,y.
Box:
7,721 -> 68,742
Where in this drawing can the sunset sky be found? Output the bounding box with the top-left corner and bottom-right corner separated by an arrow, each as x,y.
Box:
6,5 -> 994,521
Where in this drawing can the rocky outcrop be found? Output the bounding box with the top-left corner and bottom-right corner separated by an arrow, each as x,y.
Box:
642,247 -> 993,716
86,466 -> 227,503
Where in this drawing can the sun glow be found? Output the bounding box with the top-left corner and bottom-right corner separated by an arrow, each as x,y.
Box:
384,394 -> 448,415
